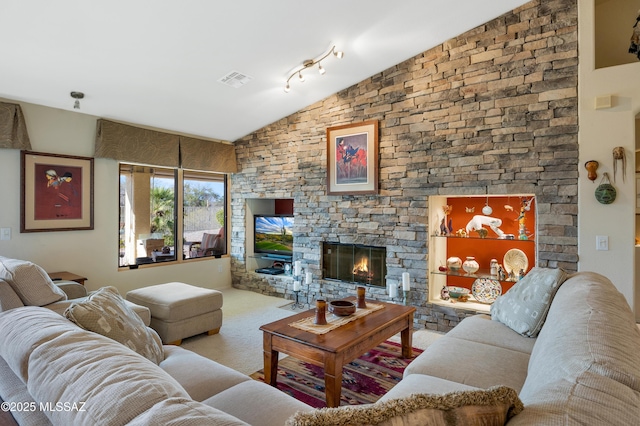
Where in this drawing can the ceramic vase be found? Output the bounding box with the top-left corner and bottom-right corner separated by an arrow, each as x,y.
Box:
314,299 -> 327,325
462,256 -> 479,275
356,286 -> 367,309
446,256 -> 462,271
490,259 -> 499,275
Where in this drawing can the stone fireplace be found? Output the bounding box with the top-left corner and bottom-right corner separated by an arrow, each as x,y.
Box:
322,242 -> 386,288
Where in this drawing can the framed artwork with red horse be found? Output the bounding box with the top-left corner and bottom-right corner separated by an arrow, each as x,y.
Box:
21,151 -> 94,232
326,120 -> 378,195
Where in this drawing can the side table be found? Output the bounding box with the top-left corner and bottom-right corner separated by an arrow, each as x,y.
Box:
47,271 -> 87,286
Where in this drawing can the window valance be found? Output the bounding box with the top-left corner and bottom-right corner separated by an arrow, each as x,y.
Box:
0,102 -> 31,150
94,119 -> 237,173
94,120 -> 180,167
180,136 -> 237,173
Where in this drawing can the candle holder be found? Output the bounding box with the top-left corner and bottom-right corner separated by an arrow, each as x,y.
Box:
291,288 -> 305,310
401,272 -> 410,305
388,283 -> 400,303
290,266 -> 312,310
402,290 -> 410,306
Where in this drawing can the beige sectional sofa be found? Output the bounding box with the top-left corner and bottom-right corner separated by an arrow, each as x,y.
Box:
0,256 -> 312,425
376,270 -> 640,425
0,307 -> 312,426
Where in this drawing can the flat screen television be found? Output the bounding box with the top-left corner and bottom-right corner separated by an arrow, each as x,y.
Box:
254,214 -> 294,258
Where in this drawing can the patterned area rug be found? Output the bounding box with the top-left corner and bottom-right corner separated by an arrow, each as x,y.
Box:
250,340 -> 423,408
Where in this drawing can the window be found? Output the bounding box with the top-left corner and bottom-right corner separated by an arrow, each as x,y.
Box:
119,163 -> 227,267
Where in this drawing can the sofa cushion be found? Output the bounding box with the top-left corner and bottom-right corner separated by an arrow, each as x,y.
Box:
509,371 -> 640,426
204,380 -> 314,426
128,397 -> 249,426
0,257 -> 67,306
0,357 -> 51,426
444,314 -> 536,355
285,386 -> 523,426
0,280 -> 24,312
403,336 -> 530,393
64,286 -> 163,364
379,374 -> 479,402
490,267 -> 567,337
160,345 -> 250,402
0,307 -> 190,425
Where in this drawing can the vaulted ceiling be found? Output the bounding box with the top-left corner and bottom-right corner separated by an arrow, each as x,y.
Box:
0,1 -> 529,142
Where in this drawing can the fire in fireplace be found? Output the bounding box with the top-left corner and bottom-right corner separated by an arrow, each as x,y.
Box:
322,242 -> 386,288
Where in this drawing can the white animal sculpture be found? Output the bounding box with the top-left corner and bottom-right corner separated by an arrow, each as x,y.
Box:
465,215 -> 505,238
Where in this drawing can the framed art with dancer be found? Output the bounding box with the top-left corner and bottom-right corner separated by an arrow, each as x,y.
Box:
326,120 -> 379,195
21,151 -> 94,232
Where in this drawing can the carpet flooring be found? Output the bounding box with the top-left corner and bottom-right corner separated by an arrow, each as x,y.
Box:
249,340 -> 424,408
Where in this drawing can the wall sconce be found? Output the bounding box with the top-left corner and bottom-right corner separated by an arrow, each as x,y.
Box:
70,91 -> 84,109
284,46 -> 344,93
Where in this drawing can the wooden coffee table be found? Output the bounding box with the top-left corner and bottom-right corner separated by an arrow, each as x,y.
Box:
260,297 -> 415,407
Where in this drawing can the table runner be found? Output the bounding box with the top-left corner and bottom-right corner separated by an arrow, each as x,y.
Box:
289,303 -> 384,335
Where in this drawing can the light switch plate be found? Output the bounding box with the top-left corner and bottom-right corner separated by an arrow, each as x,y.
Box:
0,228 -> 10,241
596,235 -> 608,251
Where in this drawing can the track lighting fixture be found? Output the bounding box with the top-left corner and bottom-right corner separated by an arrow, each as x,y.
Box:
284,45 -> 344,93
70,91 -> 84,109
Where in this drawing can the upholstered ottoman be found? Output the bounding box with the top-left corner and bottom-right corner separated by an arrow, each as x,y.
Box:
126,282 -> 222,345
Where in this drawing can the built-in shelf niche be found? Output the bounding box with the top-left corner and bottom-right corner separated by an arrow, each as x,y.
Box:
428,194 -> 537,313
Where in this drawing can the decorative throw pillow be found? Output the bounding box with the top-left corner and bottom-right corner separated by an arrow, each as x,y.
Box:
64,286 -> 164,364
490,267 -> 568,337
0,256 -> 67,306
285,386 -> 523,426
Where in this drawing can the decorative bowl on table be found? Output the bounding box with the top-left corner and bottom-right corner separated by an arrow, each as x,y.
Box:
446,286 -> 470,299
328,300 -> 356,316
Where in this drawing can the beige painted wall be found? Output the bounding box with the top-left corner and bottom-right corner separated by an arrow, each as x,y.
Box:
580,1 -> 640,319
0,100 -> 231,294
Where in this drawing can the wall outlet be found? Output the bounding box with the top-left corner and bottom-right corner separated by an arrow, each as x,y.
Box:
596,235 -> 608,251
0,228 -> 10,241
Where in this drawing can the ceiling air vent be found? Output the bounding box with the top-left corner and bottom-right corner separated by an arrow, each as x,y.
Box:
218,71 -> 253,88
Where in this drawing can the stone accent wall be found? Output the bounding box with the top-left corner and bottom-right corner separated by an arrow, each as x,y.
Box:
230,0 -> 578,331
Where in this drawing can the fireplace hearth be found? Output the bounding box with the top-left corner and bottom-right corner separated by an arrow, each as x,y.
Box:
322,242 -> 386,288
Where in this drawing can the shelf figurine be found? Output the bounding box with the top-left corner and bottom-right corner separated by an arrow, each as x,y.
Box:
440,286 -> 450,301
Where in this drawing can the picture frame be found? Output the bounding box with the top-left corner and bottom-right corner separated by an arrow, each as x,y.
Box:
21,151 -> 94,232
326,120 -> 379,195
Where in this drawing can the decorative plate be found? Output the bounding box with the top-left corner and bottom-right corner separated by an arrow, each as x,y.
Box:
503,248 -> 528,275
472,278 -> 502,304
